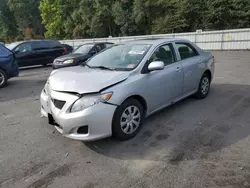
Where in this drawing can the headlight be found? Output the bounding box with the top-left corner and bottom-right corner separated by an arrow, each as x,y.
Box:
63,59 -> 74,64
70,92 -> 113,113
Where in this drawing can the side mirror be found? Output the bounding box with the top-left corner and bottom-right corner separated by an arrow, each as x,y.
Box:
14,50 -> 20,54
148,61 -> 164,72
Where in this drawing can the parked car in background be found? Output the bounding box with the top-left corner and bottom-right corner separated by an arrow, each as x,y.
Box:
52,42 -> 114,69
62,44 -> 73,54
0,44 -> 19,88
6,40 -> 66,67
40,38 -> 214,141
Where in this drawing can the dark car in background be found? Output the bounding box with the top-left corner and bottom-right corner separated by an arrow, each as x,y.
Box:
52,42 -> 113,69
6,40 -> 66,67
0,44 -> 19,88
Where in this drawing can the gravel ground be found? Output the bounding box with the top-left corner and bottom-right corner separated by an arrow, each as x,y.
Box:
1,51 -> 250,188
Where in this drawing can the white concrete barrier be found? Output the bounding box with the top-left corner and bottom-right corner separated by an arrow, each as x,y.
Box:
60,28 -> 250,50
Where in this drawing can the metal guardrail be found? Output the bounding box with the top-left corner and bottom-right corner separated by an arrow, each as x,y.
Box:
60,28 -> 250,50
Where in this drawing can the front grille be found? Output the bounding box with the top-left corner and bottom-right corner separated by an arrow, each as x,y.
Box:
52,99 -> 66,109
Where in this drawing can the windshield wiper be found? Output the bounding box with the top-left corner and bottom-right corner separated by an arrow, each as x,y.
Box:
84,63 -> 92,68
92,66 -> 114,71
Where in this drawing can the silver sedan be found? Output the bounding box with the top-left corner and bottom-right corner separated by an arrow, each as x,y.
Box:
40,38 -> 215,141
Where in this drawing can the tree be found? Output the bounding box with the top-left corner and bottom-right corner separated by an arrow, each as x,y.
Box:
92,0 -> 117,37
71,0 -> 100,38
0,0 -> 18,42
8,0 -> 44,39
150,0 -> 187,33
40,0 -> 66,39
132,0 -> 151,35
206,0 -> 250,30
112,0 -> 138,36
2,0 -> 250,42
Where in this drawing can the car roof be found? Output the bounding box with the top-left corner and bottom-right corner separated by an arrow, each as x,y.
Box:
123,38 -> 190,45
81,42 -> 114,45
9,40 -> 59,44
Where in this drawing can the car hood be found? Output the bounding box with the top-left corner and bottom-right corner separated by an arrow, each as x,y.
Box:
49,66 -> 130,94
55,53 -> 87,61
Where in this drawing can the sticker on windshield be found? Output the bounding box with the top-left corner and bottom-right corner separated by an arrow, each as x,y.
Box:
128,50 -> 145,55
127,64 -> 136,68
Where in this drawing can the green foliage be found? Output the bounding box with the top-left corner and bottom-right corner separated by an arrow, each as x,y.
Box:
8,0 -> 44,37
0,0 -> 250,42
0,0 -> 18,42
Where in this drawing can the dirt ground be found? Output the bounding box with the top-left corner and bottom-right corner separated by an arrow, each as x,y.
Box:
1,51 -> 250,188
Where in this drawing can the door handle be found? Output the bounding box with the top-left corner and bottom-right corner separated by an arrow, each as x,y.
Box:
198,60 -> 202,64
176,67 -> 182,72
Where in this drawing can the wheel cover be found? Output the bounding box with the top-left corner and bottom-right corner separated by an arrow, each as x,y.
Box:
0,72 -> 5,86
120,105 -> 141,134
201,77 -> 209,95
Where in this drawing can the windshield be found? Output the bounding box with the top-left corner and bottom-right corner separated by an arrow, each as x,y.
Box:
86,44 -> 151,71
73,44 -> 94,54
6,42 -> 22,50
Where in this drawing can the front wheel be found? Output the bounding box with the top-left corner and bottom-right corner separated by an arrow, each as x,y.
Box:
194,73 -> 211,99
0,69 -> 7,88
112,99 -> 144,140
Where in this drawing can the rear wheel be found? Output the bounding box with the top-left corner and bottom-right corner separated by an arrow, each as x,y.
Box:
194,73 -> 211,99
0,69 -> 7,88
112,99 -> 144,140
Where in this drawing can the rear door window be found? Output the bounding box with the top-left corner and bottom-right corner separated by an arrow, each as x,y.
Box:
32,41 -> 50,51
176,43 -> 199,60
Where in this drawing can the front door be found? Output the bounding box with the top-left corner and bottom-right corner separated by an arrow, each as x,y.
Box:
142,43 -> 183,112
14,43 -> 34,67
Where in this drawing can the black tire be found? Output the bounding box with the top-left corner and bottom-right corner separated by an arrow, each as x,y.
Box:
112,99 -> 144,141
0,69 -> 7,88
194,73 -> 211,99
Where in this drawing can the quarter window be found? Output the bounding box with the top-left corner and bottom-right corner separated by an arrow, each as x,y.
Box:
176,43 -> 198,60
50,41 -> 62,49
149,44 -> 175,66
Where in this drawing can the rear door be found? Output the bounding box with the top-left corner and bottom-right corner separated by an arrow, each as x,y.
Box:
49,41 -> 65,60
31,41 -> 52,65
174,42 -> 202,94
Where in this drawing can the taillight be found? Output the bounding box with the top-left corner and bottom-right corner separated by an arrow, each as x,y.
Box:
63,47 -> 67,52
